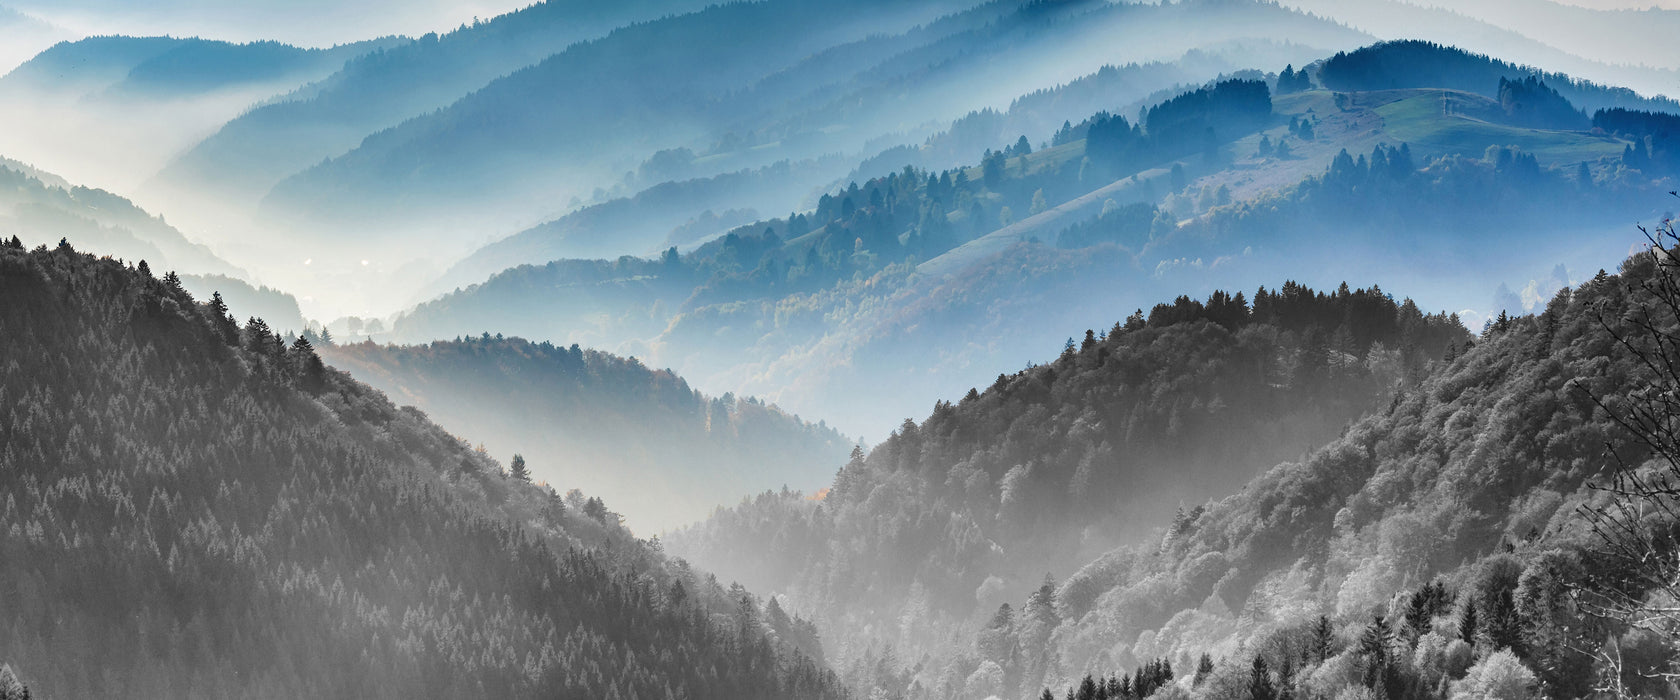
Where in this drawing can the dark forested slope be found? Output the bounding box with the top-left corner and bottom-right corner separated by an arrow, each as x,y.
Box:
668,280 -> 1470,695
0,239 -> 844,699
675,228 -> 1680,699
321,336 -> 853,532
996,237 -> 1680,700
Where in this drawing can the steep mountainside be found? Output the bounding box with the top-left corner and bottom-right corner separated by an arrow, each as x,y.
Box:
1315,40 -> 1680,115
321,336 -> 853,532
996,242 -> 1677,700
1,36 -> 383,96
0,162 -> 244,278
0,35 -> 397,196
392,55 -> 1672,440
256,0 -> 993,235
674,234 -> 1680,699
150,0 -> 718,211
169,0 -> 1367,320
262,0 -> 1357,235
0,238 -> 845,699
668,281 -> 1470,692
433,43 -> 1317,291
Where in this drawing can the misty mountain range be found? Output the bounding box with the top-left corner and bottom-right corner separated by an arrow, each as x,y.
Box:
6,0 -> 1680,698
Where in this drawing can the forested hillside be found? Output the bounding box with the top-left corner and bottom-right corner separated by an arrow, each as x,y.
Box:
321,336 -> 852,532
676,218 -> 1680,699
10,4 -> 1680,699
195,0 -> 1366,319
1316,40 -> 1678,116
1277,0 -> 1680,99
668,280 -> 1471,694
997,232 -> 1680,700
392,77 -> 1296,433
0,239 -> 844,699
394,57 -> 1674,440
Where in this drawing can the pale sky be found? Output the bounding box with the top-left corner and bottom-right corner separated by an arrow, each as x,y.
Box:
3,0 -> 535,47
1554,0 -> 1680,6
8,0 -> 1680,48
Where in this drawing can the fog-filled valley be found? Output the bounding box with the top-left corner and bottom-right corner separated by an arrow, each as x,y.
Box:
7,0 -> 1680,698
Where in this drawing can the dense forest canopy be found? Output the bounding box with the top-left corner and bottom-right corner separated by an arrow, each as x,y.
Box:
0,239 -> 844,699
1006,241 -> 1680,700
9,2 -> 1680,697
669,277 -> 1472,695
1316,40 -> 1680,116
674,220 -> 1680,699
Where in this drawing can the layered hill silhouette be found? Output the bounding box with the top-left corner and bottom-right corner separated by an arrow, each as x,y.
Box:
321,335 -> 853,532
0,238 -> 845,699
390,41 -> 1678,439
673,225 -> 1680,698
7,6 -> 1680,698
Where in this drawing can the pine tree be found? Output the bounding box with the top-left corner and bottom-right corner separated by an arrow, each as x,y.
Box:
1360,615 -> 1395,689
1193,653 -> 1214,687
207,292 -> 237,343
1359,615 -> 1393,663
162,271 -> 186,297
1077,674 -> 1099,700
245,317 -> 273,356
1248,656 -> 1275,700
510,454 -> 531,482
1312,614 -> 1335,663
289,335 -> 325,390
1404,586 -> 1435,637
1458,602 -> 1478,644
0,664 -> 27,700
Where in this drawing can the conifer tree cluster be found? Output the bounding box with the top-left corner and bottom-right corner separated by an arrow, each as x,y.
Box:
0,243 -> 846,699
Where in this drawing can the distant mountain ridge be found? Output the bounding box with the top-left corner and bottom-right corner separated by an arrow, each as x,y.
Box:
149,0 -> 720,213
321,335 -> 854,532
2,35 -> 388,95
389,41 -> 1675,440
0,160 -> 245,279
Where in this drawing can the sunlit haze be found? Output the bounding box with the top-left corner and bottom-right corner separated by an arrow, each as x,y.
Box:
6,3 -> 1680,695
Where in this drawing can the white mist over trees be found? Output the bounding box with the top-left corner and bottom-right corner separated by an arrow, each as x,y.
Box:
6,1 -> 1680,697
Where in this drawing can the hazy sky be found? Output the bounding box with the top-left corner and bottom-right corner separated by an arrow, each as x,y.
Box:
2,0 -> 534,47
1555,0 -> 1680,6
8,0 -> 1680,49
